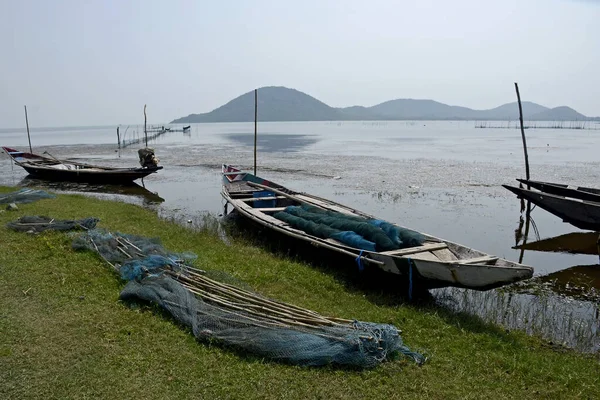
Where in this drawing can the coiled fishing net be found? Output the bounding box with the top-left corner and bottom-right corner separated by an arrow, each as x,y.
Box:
7,216 -> 99,232
73,229 -> 426,368
273,204 -> 425,252
0,188 -> 56,204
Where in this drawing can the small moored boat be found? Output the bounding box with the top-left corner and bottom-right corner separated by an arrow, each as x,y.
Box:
504,180 -> 600,231
2,147 -> 163,184
222,165 -> 533,291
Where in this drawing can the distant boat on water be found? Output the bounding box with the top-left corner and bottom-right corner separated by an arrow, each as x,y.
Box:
2,146 -> 162,185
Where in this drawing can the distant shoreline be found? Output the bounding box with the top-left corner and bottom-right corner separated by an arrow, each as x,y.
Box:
2,119 -> 600,132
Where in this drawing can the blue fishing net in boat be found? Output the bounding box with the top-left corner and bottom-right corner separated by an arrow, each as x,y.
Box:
369,219 -> 425,248
273,210 -> 377,251
330,231 -> 377,252
279,204 -> 425,250
72,228 -> 426,368
0,188 -> 55,204
282,206 -> 396,251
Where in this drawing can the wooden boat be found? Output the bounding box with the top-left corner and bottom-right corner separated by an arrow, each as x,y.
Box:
503,181 -> 600,231
517,179 -> 600,203
221,165 -> 533,291
2,147 -> 162,184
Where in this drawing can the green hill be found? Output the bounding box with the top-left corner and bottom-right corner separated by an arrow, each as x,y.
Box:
171,86 -> 593,123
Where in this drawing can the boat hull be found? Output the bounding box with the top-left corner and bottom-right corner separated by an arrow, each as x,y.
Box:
19,164 -> 162,184
223,165 -> 533,291
3,146 -> 162,184
517,179 -> 600,203
504,184 -> 600,231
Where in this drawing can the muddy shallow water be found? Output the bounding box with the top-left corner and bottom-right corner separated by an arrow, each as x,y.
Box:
1,121 -> 599,352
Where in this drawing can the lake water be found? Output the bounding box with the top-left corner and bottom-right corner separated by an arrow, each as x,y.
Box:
1,121 -> 599,351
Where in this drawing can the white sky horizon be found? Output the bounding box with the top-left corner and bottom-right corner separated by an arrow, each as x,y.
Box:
1,0 -> 598,128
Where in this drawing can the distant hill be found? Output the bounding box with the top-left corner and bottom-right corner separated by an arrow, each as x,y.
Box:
172,87 -> 343,123
171,86 -> 593,123
528,106 -> 587,121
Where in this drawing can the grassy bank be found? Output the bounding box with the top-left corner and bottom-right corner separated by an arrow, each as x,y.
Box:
0,187 -> 598,399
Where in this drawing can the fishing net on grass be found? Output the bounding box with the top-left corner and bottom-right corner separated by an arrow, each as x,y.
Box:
7,216 -> 99,232
273,205 -> 425,252
0,188 -> 56,204
73,228 -> 426,368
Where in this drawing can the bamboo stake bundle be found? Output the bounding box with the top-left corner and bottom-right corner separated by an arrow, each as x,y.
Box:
74,229 -> 425,368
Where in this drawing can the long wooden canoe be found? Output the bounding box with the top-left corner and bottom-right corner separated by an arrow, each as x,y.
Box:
222,165 -> 533,291
517,179 -> 600,203
3,147 -> 162,184
504,182 -> 600,231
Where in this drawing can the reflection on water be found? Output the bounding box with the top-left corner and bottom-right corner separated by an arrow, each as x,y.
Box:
435,285 -> 599,353
435,202 -> 600,353
226,133 -> 318,152
18,177 -> 165,205
515,231 -> 600,256
513,208 -> 600,301
514,265 -> 600,303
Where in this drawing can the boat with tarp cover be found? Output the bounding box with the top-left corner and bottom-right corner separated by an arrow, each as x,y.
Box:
221,164 -> 533,291
2,146 -> 162,184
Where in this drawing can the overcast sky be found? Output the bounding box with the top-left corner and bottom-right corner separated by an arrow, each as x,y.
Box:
0,0 -> 598,127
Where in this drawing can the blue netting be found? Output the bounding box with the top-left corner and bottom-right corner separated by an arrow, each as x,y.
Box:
119,275 -> 426,367
274,205 -> 425,252
119,254 -> 182,281
7,215 -> 98,232
71,228 -> 426,368
0,188 -> 56,204
330,231 -> 377,252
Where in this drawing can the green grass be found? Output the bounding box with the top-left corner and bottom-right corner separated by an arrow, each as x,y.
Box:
0,187 -> 599,399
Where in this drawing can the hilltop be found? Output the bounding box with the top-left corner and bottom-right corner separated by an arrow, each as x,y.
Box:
171,86 -> 592,123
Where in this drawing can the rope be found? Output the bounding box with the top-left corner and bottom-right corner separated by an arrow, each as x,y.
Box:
407,258 -> 413,301
355,250 -> 365,272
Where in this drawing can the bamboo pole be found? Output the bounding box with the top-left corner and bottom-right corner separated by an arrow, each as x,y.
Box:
254,89 -> 258,175
144,104 -> 148,148
514,82 -> 532,260
24,105 -> 32,153
176,270 -> 340,323
178,268 -> 333,318
514,83 -> 530,189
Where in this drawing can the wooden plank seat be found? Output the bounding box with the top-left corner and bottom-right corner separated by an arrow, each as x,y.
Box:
253,207 -> 287,212
240,196 -> 287,202
456,256 -> 499,265
379,243 -> 448,256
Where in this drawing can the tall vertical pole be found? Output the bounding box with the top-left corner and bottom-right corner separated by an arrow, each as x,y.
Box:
24,105 -> 32,153
515,82 -> 532,256
117,126 -> 121,149
514,83 -> 530,188
254,89 -> 257,175
144,104 -> 148,148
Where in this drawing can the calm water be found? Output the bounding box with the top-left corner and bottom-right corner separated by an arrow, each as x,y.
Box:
1,121 -> 599,351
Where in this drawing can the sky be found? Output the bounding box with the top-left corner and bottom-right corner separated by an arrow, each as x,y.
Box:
0,0 -> 598,127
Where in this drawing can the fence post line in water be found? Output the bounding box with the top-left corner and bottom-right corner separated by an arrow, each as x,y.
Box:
24,105 -> 32,153
514,83 -> 530,188
254,89 -> 258,175
144,104 -> 148,148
